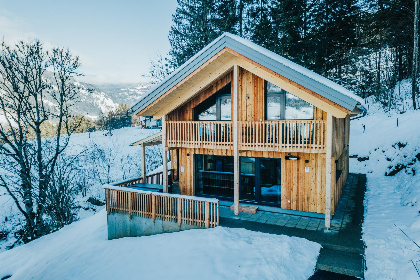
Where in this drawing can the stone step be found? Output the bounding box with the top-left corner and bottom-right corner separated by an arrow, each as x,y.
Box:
320,242 -> 364,255
316,248 -> 364,279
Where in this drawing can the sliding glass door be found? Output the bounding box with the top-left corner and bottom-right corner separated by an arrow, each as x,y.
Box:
195,155 -> 281,206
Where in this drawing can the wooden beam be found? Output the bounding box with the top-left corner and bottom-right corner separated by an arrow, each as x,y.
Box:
162,115 -> 168,193
233,64 -> 240,215
325,113 -> 333,228
141,144 -> 146,180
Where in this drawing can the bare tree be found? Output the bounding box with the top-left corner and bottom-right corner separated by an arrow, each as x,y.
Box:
149,54 -> 174,84
413,0 -> 419,110
0,40 -> 82,242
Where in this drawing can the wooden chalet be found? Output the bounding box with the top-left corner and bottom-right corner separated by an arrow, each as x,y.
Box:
124,33 -> 364,229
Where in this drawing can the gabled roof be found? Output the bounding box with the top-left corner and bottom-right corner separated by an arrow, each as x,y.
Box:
132,32 -> 363,116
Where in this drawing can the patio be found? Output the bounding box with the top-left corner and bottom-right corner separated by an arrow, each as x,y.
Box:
219,173 -> 366,278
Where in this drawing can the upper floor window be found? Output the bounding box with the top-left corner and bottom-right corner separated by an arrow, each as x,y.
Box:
266,82 -> 314,120
195,84 -> 231,121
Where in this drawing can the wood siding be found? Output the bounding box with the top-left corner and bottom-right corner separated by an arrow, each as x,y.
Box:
167,67 -> 349,215
167,72 -> 232,121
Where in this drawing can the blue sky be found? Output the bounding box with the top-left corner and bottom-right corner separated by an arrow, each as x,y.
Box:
0,0 -> 178,83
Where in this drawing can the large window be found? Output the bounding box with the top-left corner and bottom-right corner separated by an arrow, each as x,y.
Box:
195,84 -> 231,121
266,82 -> 314,120
195,154 -> 281,206
195,155 -> 234,197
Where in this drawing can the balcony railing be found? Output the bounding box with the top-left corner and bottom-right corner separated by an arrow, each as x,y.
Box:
238,120 -> 326,152
166,120 -> 326,153
167,121 -> 232,149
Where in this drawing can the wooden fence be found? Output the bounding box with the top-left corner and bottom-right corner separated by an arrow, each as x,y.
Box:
166,120 -> 326,152
105,187 -> 219,228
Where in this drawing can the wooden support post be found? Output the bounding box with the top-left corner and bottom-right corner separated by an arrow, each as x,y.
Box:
233,65 -> 240,215
177,198 -> 182,226
152,194 -> 156,222
325,113 -> 333,228
205,202 -> 210,228
128,193 -> 132,219
141,144 -> 146,182
162,115 -> 168,193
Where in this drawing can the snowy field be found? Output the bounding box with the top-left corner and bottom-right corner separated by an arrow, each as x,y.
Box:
0,210 -> 320,280
0,127 -> 161,251
350,106 -> 420,279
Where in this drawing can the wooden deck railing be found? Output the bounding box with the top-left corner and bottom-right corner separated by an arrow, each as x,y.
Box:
167,121 -> 232,149
115,169 -> 174,188
104,186 -> 219,228
239,120 -> 326,152
166,120 -> 326,152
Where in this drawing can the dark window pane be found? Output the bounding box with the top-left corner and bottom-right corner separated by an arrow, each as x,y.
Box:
259,158 -> 281,204
197,103 -> 217,120
196,155 -> 234,197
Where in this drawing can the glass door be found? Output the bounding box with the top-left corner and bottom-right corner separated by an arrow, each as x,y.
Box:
240,157 -> 281,206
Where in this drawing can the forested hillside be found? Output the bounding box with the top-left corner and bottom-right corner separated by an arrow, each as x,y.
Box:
159,0 -> 419,110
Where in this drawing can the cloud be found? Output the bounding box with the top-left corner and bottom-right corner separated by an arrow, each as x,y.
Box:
0,12 -> 37,44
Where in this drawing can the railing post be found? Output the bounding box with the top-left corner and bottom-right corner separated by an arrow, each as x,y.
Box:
205,201 -> 210,228
106,189 -> 110,214
141,143 -> 146,181
128,192 -> 132,219
152,193 -> 156,222
177,198 -> 182,226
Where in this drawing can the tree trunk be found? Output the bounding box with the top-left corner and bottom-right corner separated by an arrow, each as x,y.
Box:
412,0 -> 419,110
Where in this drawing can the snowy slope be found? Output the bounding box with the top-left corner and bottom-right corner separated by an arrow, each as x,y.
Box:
350,107 -> 420,279
0,127 -> 162,252
0,210 -> 321,280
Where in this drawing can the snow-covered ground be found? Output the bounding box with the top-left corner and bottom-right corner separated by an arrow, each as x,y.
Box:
0,126 -> 161,251
0,210 -> 320,280
350,105 -> 420,279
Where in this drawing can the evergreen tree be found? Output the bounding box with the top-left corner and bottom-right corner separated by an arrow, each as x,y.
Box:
169,0 -> 218,68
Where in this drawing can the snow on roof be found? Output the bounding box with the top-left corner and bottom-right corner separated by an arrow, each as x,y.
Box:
132,33 -> 363,115
226,33 -> 365,106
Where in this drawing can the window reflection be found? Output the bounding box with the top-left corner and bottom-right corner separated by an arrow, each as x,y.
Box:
266,82 -> 314,120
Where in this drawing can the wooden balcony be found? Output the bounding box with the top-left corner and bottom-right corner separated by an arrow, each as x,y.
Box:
166,120 -> 326,153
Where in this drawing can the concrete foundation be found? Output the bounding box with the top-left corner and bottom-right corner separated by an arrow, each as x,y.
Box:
107,212 -> 203,240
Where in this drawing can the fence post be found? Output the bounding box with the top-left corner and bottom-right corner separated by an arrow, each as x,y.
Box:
128,192 -> 132,219
177,198 -> 182,226
152,194 -> 156,222
205,202 -> 210,228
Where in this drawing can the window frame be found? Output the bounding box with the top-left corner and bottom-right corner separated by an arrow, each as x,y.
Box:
265,81 -> 315,121
194,83 -> 231,121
